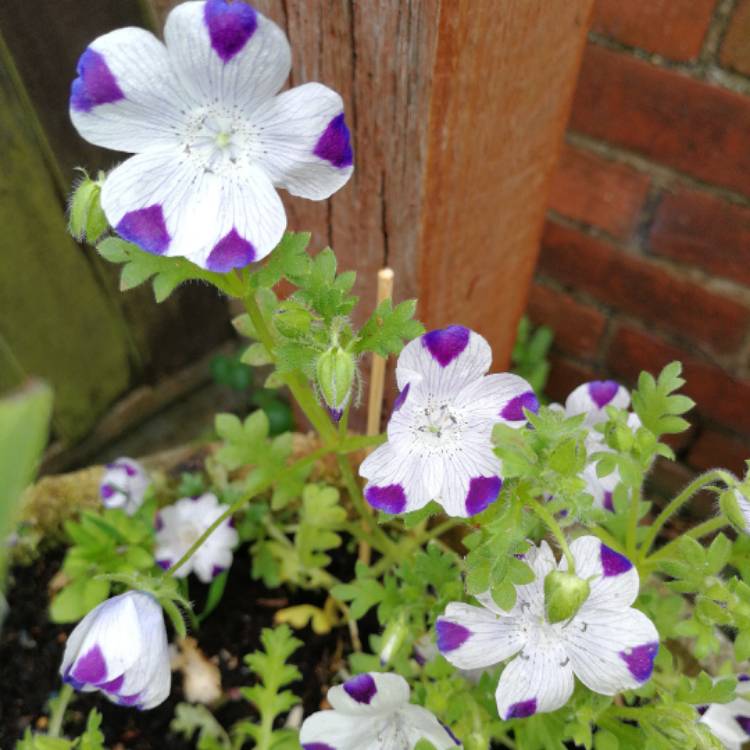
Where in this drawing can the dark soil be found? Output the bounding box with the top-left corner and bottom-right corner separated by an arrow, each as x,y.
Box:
0,545 -> 360,749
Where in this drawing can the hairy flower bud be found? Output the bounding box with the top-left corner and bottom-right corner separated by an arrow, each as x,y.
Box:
68,173 -> 108,243
720,489 -> 750,535
316,346 -> 355,421
544,570 -> 590,624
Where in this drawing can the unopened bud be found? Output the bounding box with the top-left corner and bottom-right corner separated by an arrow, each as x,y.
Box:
720,489 -> 750,535
379,616 -> 409,666
68,173 -> 109,243
544,570 -> 590,624
275,304 -> 313,337
316,347 -> 355,422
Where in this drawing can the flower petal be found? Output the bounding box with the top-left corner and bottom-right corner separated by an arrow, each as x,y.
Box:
396,327 -> 491,398
360,445 -> 432,515
253,83 -> 354,200
495,644 -> 574,719
565,607 -> 659,694
164,0 -> 290,108
327,673 -> 411,716
436,603 -> 523,670
564,536 -> 640,611
700,697 -> 750,749
582,464 -> 620,512
401,704 -> 461,748
456,373 -> 538,426
70,28 -> 184,152
565,381 -> 630,425
299,709 -> 376,750
101,148 -> 286,268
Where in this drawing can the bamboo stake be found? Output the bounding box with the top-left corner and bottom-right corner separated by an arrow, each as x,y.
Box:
360,268 -> 394,564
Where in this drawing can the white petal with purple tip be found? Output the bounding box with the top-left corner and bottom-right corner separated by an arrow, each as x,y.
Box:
565,380 -> 630,425
100,457 -> 149,516
455,372 -> 539,426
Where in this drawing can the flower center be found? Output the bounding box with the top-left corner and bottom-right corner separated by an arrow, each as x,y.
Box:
179,106 -> 264,178
413,400 -> 463,452
178,524 -> 202,549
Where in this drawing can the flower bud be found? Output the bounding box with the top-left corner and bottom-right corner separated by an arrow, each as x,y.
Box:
316,347 -> 355,421
544,570 -> 590,624
379,615 -> 409,666
68,173 -> 109,243
720,489 -> 750,535
60,590 -> 170,709
100,457 -> 150,516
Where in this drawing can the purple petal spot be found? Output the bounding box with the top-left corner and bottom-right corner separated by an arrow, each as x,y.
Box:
204,0 -> 258,63
98,674 -> 124,693
506,698 -> 537,719
121,462 -> 137,477
696,704 -> 708,716
70,47 -> 124,113
734,715 -> 750,734
392,383 -> 410,413
206,228 -> 256,272
436,619 -> 471,653
118,692 -> 141,707
327,406 -> 344,423
501,391 -> 540,421
314,113 -> 354,168
600,543 -> 633,577
210,564 -> 227,579
740,673 -> 750,682
587,380 -> 620,409
422,325 -> 470,367
62,668 -> 85,691
71,645 -> 107,685
302,745 -> 336,750
620,642 -> 658,682
439,721 -> 461,746
156,559 -> 171,571
100,484 -> 115,500
343,673 -> 377,704
116,205 -> 170,255
364,484 -> 406,514
154,513 -> 163,532
603,491 -> 614,512
465,475 -> 502,516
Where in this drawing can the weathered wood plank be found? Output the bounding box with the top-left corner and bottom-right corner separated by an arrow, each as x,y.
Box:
0,0 -> 230,383
0,33 -> 131,440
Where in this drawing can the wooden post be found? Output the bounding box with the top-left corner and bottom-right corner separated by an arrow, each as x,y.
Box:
366,268 -> 395,437
143,1 -> 593,378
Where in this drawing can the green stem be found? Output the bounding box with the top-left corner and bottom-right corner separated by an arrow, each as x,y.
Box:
370,517 -> 463,578
242,290 -> 337,444
646,514 -> 729,565
337,454 -> 396,556
165,446 -> 329,578
640,469 -> 736,557
626,485 -> 641,559
48,683 -> 74,738
526,496 -> 575,573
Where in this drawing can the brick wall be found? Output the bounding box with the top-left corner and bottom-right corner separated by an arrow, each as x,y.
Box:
529,0 -> 750,490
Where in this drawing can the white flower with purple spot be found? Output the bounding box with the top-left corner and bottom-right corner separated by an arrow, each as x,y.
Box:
154,493 -> 238,582
60,590 -> 170,710
359,325 -> 538,518
70,0 -> 353,271
558,381 -> 639,512
699,675 -> 750,749
299,672 -> 460,750
436,536 -> 659,719
99,457 -> 150,515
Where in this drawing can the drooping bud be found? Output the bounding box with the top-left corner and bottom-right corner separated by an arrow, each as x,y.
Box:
68,172 -> 109,243
544,570 -> 590,624
60,590 -> 170,709
316,346 -> 355,422
720,489 -> 750,535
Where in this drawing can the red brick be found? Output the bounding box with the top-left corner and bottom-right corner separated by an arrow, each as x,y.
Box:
548,145 -> 651,239
570,44 -> 750,197
545,355 -> 599,404
650,188 -> 750,286
539,221 -> 750,354
688,427 -> 750,475
607,324 -> 750,433
527,283 -> 606,357
721,0 -> 750,76
592,0 -> 716,62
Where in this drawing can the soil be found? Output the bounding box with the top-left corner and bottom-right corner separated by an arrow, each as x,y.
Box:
0,545 -> 361,749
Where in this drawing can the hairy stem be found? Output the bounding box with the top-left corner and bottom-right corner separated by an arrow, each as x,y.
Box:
640,469 -> 736,558
48,682 -> 74,738
646,514 -> 730,566
527,495 -> 575,572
